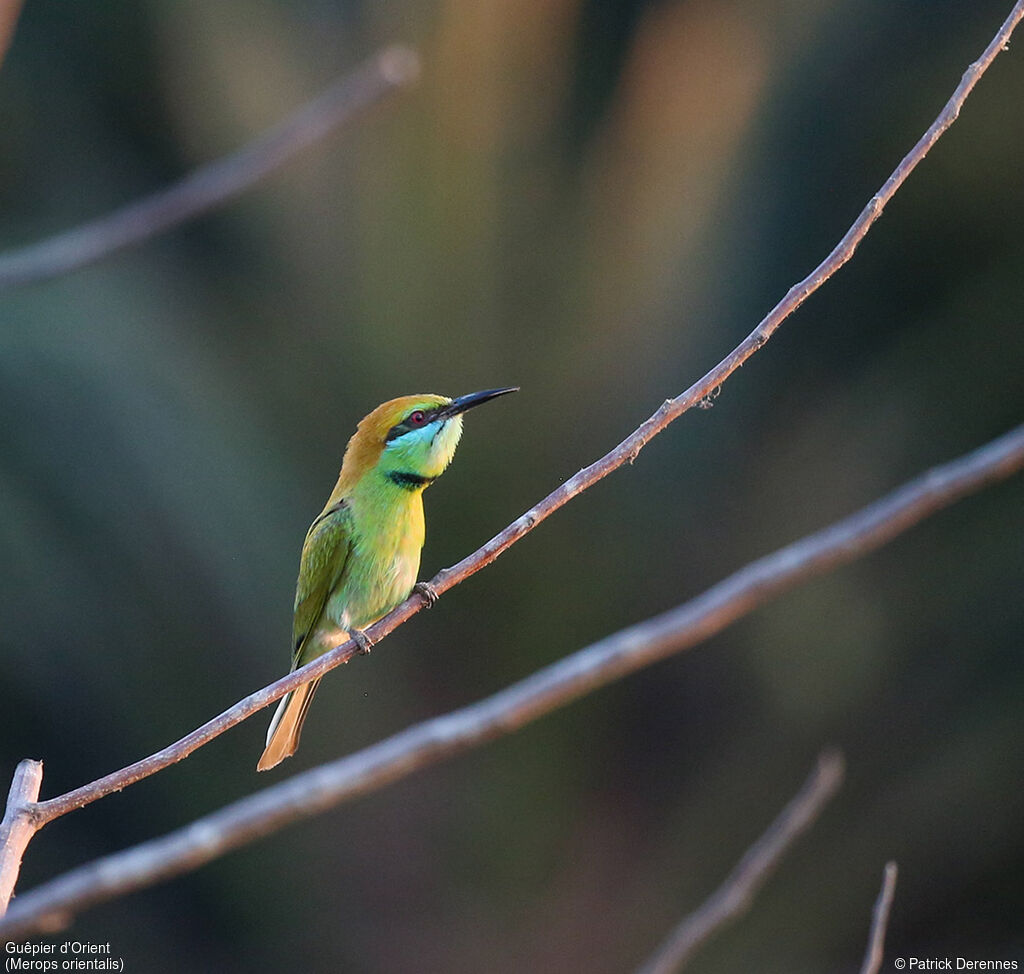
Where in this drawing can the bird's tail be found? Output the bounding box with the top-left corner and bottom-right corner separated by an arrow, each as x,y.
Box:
257,678 -> 322,772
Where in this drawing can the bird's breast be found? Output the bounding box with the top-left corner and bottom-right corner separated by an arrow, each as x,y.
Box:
324,489 -> 425,630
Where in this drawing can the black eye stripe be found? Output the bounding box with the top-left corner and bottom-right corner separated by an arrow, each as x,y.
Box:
385,407 -> 442,442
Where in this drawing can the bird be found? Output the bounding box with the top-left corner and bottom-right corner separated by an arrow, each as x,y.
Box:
257,387 -> 518,771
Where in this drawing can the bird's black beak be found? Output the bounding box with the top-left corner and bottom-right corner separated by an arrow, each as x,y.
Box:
441,386 -> 519,419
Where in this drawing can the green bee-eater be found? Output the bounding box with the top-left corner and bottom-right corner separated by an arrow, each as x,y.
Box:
258,387 -> 518,771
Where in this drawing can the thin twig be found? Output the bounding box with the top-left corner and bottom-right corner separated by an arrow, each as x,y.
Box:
0,760 -> 43,914
0,45 -> 420,288
0,0 -> 24,72
635,752 -> 845,974
20,0 -> 1024,830
1,425 -> 1022,939
860,862 -> 899,974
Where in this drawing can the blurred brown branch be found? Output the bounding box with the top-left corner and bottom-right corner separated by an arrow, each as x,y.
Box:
860,862 -> 899,974
1,423 -> 1023,939
0,44 -> 420,289
17,0 -> 1023,833
0,0 -> 23,72
0,760 -> 42,914
635,752 -> 845,974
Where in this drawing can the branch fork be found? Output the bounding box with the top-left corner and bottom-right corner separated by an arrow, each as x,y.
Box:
0,760 -> 43,915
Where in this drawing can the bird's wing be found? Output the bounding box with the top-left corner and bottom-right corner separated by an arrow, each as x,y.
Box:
291,500 -> 353,666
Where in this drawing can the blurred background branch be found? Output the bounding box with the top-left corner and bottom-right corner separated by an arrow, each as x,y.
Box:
2,422 -> 1022,940
859,862 -> 899,974
635,751 -> 844,974
0,0 -> 23,72
634,753 -> 843,974
0,44 -> 419,288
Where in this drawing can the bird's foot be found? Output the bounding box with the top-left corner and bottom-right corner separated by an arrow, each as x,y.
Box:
414,581 -> 439,608
351,628 -> 374,655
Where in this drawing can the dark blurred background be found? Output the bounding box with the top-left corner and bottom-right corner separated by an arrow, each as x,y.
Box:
1,0 -> 1022,970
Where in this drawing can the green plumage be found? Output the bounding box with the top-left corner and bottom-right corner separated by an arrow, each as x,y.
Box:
258,387 -> 517,771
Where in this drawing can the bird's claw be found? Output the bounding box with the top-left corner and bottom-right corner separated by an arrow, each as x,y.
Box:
414,581 -> 439,608
351,629 -> 373,655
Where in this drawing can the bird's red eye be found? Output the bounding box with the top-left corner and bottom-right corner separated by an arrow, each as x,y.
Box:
408,410 -> 427,427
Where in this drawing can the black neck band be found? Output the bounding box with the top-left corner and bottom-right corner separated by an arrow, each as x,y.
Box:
387,470 -> 434,491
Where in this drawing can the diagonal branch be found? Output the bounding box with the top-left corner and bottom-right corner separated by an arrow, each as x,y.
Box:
859,862 -> 899,974
0,45 -> 420,289
20,0 -> 1024,831
1,423 -> 1022,939
634,752 -> 845,974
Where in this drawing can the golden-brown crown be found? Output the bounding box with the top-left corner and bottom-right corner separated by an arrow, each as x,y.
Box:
337,394 -> 451,489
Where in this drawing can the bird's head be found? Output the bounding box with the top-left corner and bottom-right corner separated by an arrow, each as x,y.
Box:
341,388 -> 518,488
